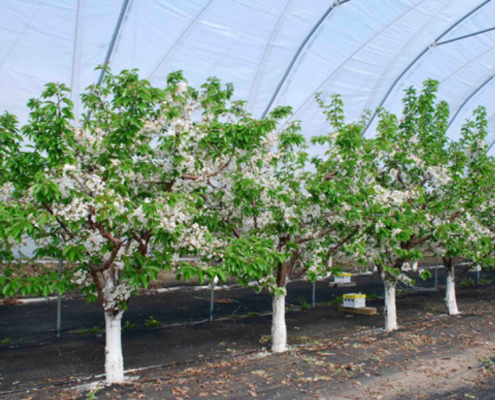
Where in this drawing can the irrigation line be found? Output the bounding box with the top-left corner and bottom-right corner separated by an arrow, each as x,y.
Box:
0,348 -> 261,396
7,295 -> 422,396
194,296 -> 243,318
16,277 -> 313,305
4,275 -> 489,396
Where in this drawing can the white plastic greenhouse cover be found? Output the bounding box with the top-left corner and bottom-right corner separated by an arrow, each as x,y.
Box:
1,0 -> 495,155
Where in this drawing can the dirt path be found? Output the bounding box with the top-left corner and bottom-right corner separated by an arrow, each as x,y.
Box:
1,272 -> 494,399
16,304 -> 495,399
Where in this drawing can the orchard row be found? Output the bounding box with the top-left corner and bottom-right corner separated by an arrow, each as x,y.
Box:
1,68 -> 494,383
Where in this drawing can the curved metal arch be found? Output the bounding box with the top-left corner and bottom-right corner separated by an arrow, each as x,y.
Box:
260,0 -> 351,118
437,25 -> 495,46
438,45 -> 495,89
486,121 -> 495,153
361,0 -> 457,118
147,0 -> 216,81
69,0 -> 81,100
447,73 -> 494,130
280,0 -> 430,130
247,0 -> 293,108
362,0 -> 492,135
97,0 -> 131,85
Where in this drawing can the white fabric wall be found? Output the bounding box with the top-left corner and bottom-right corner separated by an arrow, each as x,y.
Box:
1,0 -> 494,154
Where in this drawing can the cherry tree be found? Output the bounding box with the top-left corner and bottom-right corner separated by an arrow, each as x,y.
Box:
430,107 -> 494,315
201,112 -> 318,353
361,80 -> 456,331
0,69 -> 264,383
0,112 -> 21,266
203,96 -> 371,353
308,95 -> 377,277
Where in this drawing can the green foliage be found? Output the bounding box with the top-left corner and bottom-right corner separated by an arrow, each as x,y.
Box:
85,388 -> 101,400
259,334 -> 271,345
365,293 -> 381,300
1,337 -> 11,345
299,297 -> 310,310
1,68 -> 284,312
123,321 -> 136,331
329,296 -> 343,305
458,278 -> 475,288
2,67 -> 495,342
419,269 -> 432,280
77,325 -> 104,335
223,237 -> 286,289
144,316 -> 161,328
483,358 -> 495,369
0,264 -> 73,298
246,311 -> 260,318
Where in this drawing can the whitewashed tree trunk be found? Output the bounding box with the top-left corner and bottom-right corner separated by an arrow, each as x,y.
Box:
271,294 -> 287,353
445,266 -> 459,315
383,278 -> 398,331
104,310 -> 125,384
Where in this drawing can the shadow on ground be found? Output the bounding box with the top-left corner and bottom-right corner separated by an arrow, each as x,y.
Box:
1,269 -> 494,399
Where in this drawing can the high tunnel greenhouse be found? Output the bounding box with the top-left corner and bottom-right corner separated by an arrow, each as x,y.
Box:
2,0 -> 495,154
3,0 -> 495,398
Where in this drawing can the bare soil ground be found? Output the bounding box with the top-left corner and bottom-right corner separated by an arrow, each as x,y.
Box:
1,270 -> 494,400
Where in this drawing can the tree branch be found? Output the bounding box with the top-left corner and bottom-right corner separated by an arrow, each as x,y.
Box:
296,226 -> 336,244
326,227 -> 359,257
42,203 -> 76,239
181,157 -> 232,181
454,260 -> 478,282
69,173 -> 93,196
410,234 -> 432,246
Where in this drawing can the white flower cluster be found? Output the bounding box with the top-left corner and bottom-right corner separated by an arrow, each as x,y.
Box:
0,182 -> 14,202
101,272 -> 133,312
426,165 -> 451,186
71,269 -> 92,287
374,185 -> 412,206
74,127 -> 105,151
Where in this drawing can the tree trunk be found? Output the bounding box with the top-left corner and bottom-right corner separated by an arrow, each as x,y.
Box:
445,266 -> 459,315
383,278 -> 398,331
271,294 -> 287,353
104,310 -> 125,383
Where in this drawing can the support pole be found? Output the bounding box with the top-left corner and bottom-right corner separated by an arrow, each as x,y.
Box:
56,258 -> 63,338
434,265 -> 438,290
209,282 -> 214,322
209,276 -> 218,322
476,269 -> 480,284
312,281 -> 316,308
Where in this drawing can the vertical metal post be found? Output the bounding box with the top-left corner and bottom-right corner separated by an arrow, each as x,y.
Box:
476,269 -> 480,284
312,281 -> 316,308
434,265 -> 438,290
56,258 -> 63,338
209,280 -> 215,322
